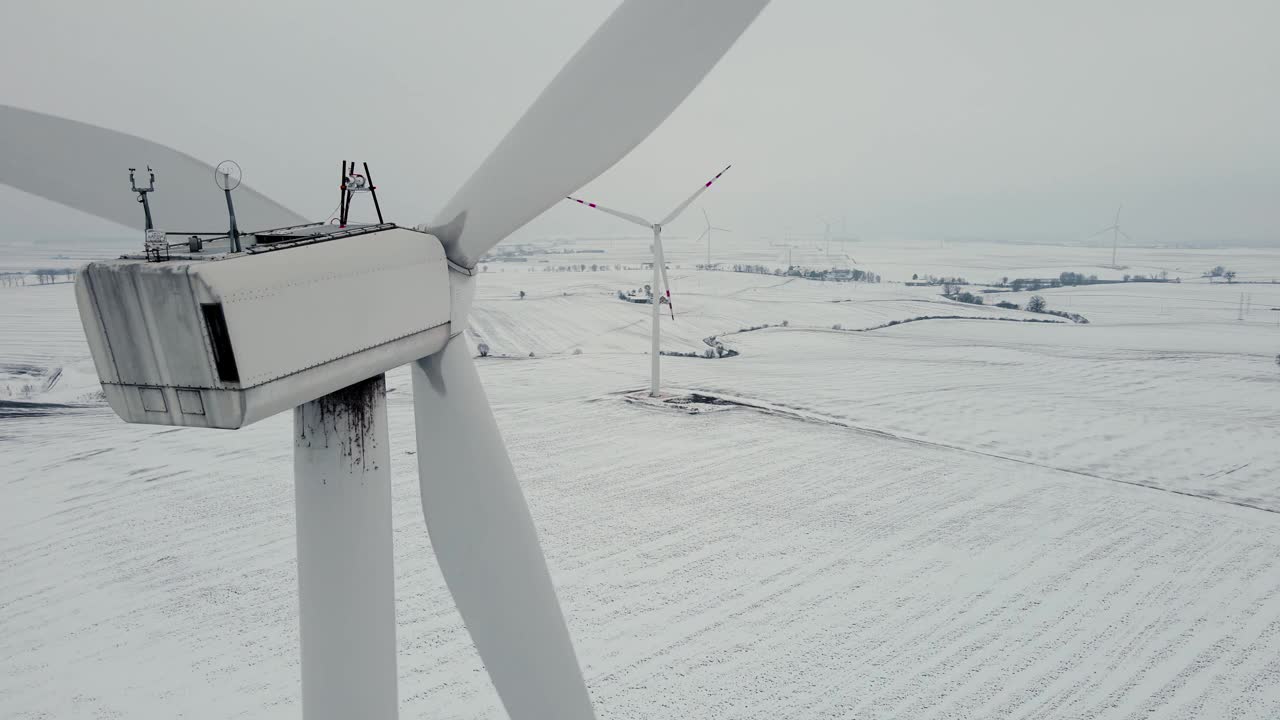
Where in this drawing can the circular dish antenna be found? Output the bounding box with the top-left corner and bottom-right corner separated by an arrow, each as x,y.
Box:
214,160 -> 242,191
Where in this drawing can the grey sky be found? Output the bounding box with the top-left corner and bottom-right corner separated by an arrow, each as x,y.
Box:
2,0 -> 1277,245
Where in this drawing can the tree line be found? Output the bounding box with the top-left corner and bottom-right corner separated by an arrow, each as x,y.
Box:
728,264 -> 881,283
1,269 -> 74,286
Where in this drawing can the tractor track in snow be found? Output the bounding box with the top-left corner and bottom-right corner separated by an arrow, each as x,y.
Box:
636,388 -> 1280,517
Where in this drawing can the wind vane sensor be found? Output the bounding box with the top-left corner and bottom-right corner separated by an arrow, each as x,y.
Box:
215,160 -> 243,253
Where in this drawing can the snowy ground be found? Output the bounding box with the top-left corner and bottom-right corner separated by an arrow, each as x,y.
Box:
3,236 -> 1280,718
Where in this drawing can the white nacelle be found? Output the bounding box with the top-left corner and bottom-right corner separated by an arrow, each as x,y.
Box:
75,226 -> 453,429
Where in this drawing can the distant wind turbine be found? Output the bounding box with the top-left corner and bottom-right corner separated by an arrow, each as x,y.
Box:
822,217 -> 847,259
698,207 -> 731,269
567,164 -> 732,396
1088,205 -> 1131,268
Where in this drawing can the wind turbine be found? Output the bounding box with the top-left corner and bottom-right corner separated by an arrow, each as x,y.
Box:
0,2 -> 769,719
1087,204 -> 1130,268
698,207 -> 731,269
837,215 -> 859,259
566,164 -> 731,397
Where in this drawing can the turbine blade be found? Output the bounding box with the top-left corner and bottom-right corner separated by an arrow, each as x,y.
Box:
565,196 -> 652,228
1084,225 -> 1116,240
411,339 -> 595,720
701,206 -> 710,228
655,233 -> 673,303
713,226 -> 733,232
0,104 -> 307,232
1118,229 -> 1133,241
696,227 -> 711,242
658,164 -> 732,227
424,0 -> 768,267
654,233 -> 675,320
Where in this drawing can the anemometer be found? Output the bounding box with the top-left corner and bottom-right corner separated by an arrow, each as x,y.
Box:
128,165 -> 156,228
129,166 -> 168,261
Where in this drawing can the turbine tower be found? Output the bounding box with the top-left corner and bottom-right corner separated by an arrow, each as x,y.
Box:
567,164 -> 732,397
698,207 -> 731,269
0,2 -> 769,718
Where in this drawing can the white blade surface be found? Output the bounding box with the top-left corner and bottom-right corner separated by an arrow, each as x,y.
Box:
566,195 -> 652,228
659,164 -> 731,227
411,338 -> 595,720
0,104 -> 307,232
654,231 -> 674,318
424,0 -> 769,267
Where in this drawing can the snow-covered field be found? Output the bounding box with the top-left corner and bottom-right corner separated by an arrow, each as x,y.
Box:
3,236 -> 1280,718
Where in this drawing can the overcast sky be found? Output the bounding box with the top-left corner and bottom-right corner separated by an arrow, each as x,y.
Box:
2,0 -> 1277,245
